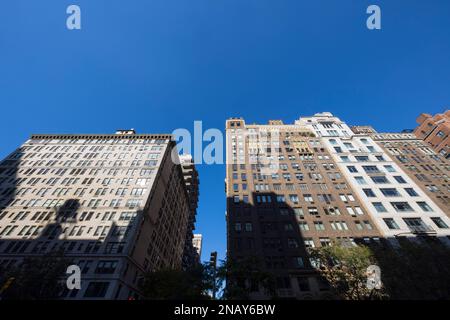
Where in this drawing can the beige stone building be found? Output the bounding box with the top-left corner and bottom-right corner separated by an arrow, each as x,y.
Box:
226,113 -> 450,299
0,130 -> 192,299
225,117 -> 382,299
371,132 -> 450,216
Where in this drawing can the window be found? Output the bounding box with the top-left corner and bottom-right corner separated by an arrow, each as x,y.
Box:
355,156 -> 369,162
299,222 -> 309,231
363,221 -> 373,230
372,202 -> 387,213
346,207 -> 355,216
431,217 -> 449,229
355,176 -> 367,185
355,221 -> 363,230
291,257 -> 304,269
417,201 -> 433,212
245,223 -> 253,232
294,208 -> 304,219
289,195 -> 299,204
233,196 -> 240,203
314,221 -> 325,231
304,239 -> 315,248
383,218 -> 400,230
234,223 -> 242,232
391,202 -> 414,212
297,278 -> 310,291
319,238 -> 331,247
384,165 -> 396,172
288,238 -> 299,248
362,165 -> 379,173
380,188 -> 400,197
363,189 -> 376,197
84,282 -> 109,298
95,261 -> 118,274
403,218 -> 427,232
393,176 -> 407,184
371,176 -> 389,184
404,188 -> 418,197
347,166 -> 358,173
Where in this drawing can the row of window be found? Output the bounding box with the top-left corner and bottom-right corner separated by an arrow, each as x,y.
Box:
371,201 -> 435,213
4,197 -> 144,209
354,175 -> 407,185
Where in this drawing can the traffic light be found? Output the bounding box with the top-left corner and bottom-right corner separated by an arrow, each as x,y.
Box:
209,251 -> 217,268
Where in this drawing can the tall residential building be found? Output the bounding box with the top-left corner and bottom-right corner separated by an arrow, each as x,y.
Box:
225,117 -> 382,299
0,130 -> 192,299
299,113 -> 450,242
179,154 -> 200,269
413,110 -> 449,158
192,234 -> 203,262
371,132 -> 450,215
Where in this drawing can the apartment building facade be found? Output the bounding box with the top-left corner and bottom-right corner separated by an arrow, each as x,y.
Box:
225,117 -> 382,299
298,113 -> 450,242
413,110 -> 449,159
371,132 -> 450,215
0,130 -> 192,299
179,154 -> 200,269
192,234 -> 203,262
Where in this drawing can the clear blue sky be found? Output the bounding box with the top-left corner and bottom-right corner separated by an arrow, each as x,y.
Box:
0,1 -> 449,263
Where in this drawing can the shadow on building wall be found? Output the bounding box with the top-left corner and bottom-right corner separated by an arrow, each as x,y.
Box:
0,146 -> 137,299
226,192 -> 334,300
226,192 -> 450,300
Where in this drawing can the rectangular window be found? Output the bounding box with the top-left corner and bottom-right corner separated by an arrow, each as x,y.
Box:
371,176 -> 389,184
299,222 -> 309,231
393,176 -> 407,184
404,188 -> 418,197
347,166 -> 358,173
372,202 -> 387,213
355,156 -> 369,162
362,165 -> 379,173
83,282 -> 110,298
431,217 -> 449,229
417,201 -> 433,212
363,189 -> 376,197
383,218 -> 400,230
314,221 -> 325,231
391,202 -> 414,212
380,188 -> 400,197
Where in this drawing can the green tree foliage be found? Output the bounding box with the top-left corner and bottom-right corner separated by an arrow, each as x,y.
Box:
140,264 -> 212,300
0,251 -> 69,300
309,239 -> 450,300
309,240 -> 386,300
371,239 -> 450,299
218,256 -> 277,300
